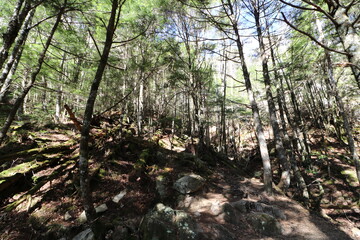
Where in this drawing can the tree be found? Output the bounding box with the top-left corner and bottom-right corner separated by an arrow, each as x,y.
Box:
0,7 -> 35,102
0,0 -> 33,69
247,0 -> 291,190
79,0 -> 126,222
280,0 -> 360,89
187,0 -> 273,193
0,1 -> 66,144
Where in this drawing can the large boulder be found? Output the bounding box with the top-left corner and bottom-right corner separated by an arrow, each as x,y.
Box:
140,203 -> 198,240
246,212 -> 282,236
173,174 -> 205,194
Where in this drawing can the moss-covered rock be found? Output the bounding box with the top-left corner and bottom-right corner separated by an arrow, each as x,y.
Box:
173,174 -> 205,194
246,212 -> 282,236
140,203 -> 198,240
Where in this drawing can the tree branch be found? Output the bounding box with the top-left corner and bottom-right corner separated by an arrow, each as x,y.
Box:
280,13 -> 350,56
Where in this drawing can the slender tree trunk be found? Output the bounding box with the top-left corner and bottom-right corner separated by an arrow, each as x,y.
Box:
79,0 -> 123,222
0,0 -> 31,70
220,43 -> 227,153
0,7 -> 34,88
137,80 -> 144,135
0,46 -> 23,102
42,76 -> 47,111
253,4 -> 290,190
333,9 -> 360,88
55,87 -> 63,123
225,4 -> 272,193
316,17 -> 360,183
0,7 -> 64,145
187,91 -> 192,138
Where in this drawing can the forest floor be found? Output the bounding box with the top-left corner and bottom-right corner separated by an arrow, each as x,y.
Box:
0,120 -> 359,240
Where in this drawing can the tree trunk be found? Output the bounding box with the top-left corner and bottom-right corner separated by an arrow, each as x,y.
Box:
220,43 -> 227,153
79,0 -> 123,222
137,80 -> 144,135
225,4 -> 272,194
0,46 -> 23,103
253,4 -> 290,190
316,17 -> 360,183
334,9 -> 360,88
0,0 -> 31,70
0,7 -> 64,145
0,7 -> 34,89
55,87 -> 63,123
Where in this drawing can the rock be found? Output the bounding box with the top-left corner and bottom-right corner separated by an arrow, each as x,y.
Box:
231,200 -> 286,220
246,212 -> 282,236
173,174 -> 205,194
95,203 -> 108,213
178,195 -> 212,211
202,224 -> 236,240
78,204 -> 108,223
352,227 -> 360,238
221,203 -> 238,224
113,190 -> 127,203
72,228 -> 94,240
156,175 -> 170,200
210,201 -> 223,216
112,226 -> 131,240
64,211 -> 72,221
231,200 -> 248,213
78,211 -> 87,223
140,203 -> 198,240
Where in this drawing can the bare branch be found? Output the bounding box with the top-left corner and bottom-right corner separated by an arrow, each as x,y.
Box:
87,28 -> 102,57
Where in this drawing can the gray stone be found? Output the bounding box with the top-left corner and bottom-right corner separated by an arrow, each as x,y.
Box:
222,203 -> 238,224
231,200 -> 286,220
156,175 -> 169,200
78,204 -> 108,223
72,228 -> 95,240
246,212 -> 282,236
352,227 -> 360,238
95,203 -> 108,213
209,224 -> 236,240
78,211 -> 87,223
64,211 -> 72,221
173,174 -> 205,194
140,203 -> 198,240
112,190 -> 127,203
112,226 -> 131,240
231,200 -> 248,213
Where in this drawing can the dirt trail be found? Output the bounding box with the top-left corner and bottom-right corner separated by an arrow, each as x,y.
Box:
0,127 -> 359,240
195,170 -> 358,239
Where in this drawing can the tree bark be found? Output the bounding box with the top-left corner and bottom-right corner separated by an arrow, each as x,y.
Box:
223,2 -> 272,194
0,0 -> 32,70
316,17 -> 360,183
253,2 -> 290,190
79,0 -> 124,222
0,7 -> 34,89
0,7 -> 64,145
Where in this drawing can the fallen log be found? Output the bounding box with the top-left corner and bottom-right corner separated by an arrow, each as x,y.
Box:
2,159 -> 76,212
0,173 -> 22,192
0,139 -> 76,165
0,152 -> 68,193
64,104 -> 82,132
